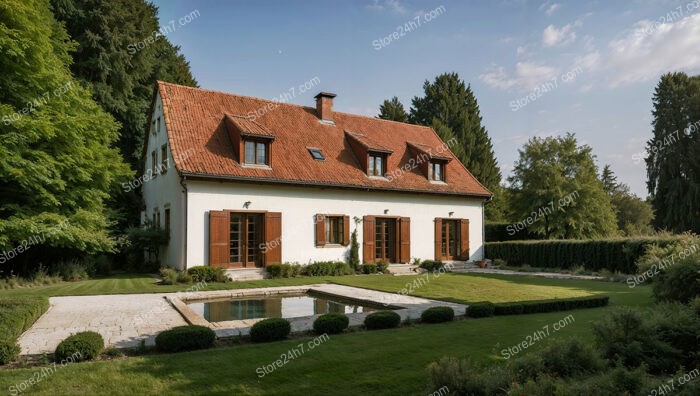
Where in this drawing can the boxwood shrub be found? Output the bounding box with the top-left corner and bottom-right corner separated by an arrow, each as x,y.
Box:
266,264 -> 283,278
0,340 -> 20,365
250,318 -> 291,342
361,263 -> 378,274
187,266 -> 228,282
302,261 -> 353,276
155,325 -> 216,353
55,331 -> 104,362
313,313 -> 349,335
467,302 -> 496,318
421,306 -> 455,323
364,310 -> 401,330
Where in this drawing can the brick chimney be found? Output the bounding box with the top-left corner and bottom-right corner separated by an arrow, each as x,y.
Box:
314,92 -> 336,122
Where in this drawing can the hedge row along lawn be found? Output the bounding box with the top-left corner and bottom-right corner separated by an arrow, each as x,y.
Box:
0,273 -> 653,394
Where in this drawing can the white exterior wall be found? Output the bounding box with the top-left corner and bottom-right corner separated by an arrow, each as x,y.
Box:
184,180 -> 485,268
140,93 -> 187,270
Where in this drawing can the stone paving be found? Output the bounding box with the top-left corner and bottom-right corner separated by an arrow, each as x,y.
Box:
18,284 -> 467,355
18,294 -> 187,355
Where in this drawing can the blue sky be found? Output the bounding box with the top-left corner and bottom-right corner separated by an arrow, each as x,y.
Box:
150,0 -> 700,197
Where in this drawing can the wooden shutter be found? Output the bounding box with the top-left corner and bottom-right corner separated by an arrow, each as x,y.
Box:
398,217 -> 410,263
209,211 -> 229,267
434,218 -> 442,261
460,219 -> 470,260
342,215 -> 350,246
315,214 -> 326,246
264,212 -> 282,265
362,216 -> 375,263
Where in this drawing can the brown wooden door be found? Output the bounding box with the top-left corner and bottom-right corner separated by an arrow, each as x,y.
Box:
375,218 -> 396,262
441,219 -> 461,260
229,213 -> 264,268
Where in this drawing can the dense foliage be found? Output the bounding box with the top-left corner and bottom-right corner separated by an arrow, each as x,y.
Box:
601,165 -> 655,235
155,325 -> 216,353
466,302 -> 495,318
508,133 -> 617,239
377,96 -> 409,123
647,72 -> 700,233
0,0 -> 133,274
187,266 -> 229,283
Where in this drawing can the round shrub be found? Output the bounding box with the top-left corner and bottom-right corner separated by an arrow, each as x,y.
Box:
0,340 -> 20,365
421,306 -> 455,323
364,310 -> 401,330
55,331 -> 104,362
467,302 -> 495,318
155,325 -> 216,353
250,318 -> 291,342
313,313 -> 349,335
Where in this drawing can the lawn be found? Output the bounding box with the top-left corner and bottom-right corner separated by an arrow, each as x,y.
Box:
0,273 -> 653,395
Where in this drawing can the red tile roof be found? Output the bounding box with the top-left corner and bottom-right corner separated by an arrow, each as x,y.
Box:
156,81 -> 492,198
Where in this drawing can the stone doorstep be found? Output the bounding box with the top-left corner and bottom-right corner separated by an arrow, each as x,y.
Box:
167,284 -> 469,340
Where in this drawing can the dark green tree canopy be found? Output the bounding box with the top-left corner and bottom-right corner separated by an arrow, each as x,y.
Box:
646,72 -> 700,233
601,165 -> 654,235
508,133 -> 617,239
377,96 -> 409,123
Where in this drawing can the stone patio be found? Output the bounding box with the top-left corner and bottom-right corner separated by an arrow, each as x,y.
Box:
17,284 -> 467,356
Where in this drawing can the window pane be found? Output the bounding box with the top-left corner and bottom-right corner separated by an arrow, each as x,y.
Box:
337,217 -> 344,244
245,141 -> 255,163
256,142 -> 266,164
435,163 -> 442,180
369,156 -> 375,176
375,156 -> 383,176
325,217 -> 331,244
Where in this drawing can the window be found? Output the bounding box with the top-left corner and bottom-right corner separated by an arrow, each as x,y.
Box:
161,145 -> 168,174
244,140 -> 268,165
308,148 -> 325,160
151,150 -> 158,177
368,154 -> 385,177
152,120 -> 156,135
325,216 -> 344,244
156,117 -> 161,133
164,208 -> 170,232
430,162 -> 445,181
156,210 -> 161,228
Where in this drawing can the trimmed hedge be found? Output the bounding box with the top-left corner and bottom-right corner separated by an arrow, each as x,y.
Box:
155,325 -> 216,352
421,306 -> 455,323
467,302 -> 495,318
420,260 -> 445,272
313,313 -> 349,335
485,238 -> 680,273
364,311 -> 401,330
302,261 -> 354,276
250,318 -> 291,342
0,296 -> 49,341
0,340 -> 20,365
494,296 -> 609,316
55,331 -> 104,362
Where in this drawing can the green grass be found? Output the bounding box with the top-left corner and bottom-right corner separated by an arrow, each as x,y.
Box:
0,273 -> 654,395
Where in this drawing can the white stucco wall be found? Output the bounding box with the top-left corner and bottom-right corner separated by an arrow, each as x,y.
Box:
140,93 -> 187,270
183,180 -> 485,268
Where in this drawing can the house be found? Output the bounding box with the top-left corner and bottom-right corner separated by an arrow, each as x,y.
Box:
141,81 -> 492,275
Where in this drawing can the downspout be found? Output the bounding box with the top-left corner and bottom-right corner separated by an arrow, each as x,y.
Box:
179,174 -> 188,271
482,196 -> 492,260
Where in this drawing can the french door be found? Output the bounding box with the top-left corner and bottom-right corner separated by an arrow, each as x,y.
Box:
375,218 -> 396,262
229,213 -> 263,267
441,220 -> 461,260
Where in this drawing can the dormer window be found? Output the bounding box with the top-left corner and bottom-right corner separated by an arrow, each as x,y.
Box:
369,153 -> 386,177
244,140 -> 269,165
429,161 -> 445,181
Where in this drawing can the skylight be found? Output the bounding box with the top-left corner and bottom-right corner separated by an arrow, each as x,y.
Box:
308,148 -> 325,160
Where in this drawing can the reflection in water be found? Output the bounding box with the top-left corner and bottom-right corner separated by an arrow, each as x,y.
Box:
187,293 -> 383,322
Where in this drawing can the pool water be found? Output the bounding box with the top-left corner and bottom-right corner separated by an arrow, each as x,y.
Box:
187,292 -> 384,322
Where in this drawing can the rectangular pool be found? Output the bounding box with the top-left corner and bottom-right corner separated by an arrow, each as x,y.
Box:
186,291 -> 388,322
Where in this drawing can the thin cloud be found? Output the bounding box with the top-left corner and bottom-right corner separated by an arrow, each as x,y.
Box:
542,23 -> 577,47
479,61 -> 560,91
